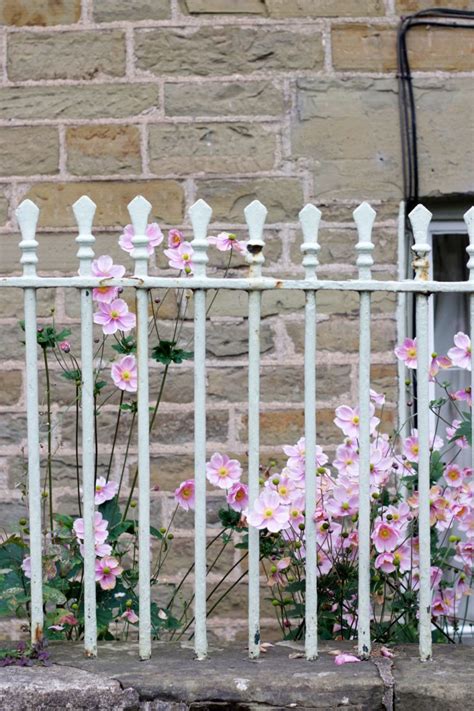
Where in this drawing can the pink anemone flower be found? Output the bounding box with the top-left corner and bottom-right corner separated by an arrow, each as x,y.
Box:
334,404 -> 379,438
226,482 -> 248,512
73,511 -> 109,545
167,228 -> 184,249
247,489 -> 290,533
164,242 -> 194,275
95,556 -> 123,591
208,232 -> 247,255
174,479 -> 195,511
111,354 -> 138,393
91,255 -> 126,303
95,476 -> 118,505
395,338 -> 417,369
448,332 -> 471,370
119,223 -> 163,256
206,453 -> 242,490
93,299 -> 136,335
371,521 -> 401,553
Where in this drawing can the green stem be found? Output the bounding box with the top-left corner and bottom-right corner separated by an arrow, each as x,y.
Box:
75,385 -> 81,517
42,347 -> 54,533
106,391 -> 124,482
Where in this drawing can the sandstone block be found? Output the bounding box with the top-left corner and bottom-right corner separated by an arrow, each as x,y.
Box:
332,24 -> 474,72
286,316 -> 396,354
196,178 -> 305,222
94,0 -> 171,21
8,30 -> 126,81
135,26 -> 323,76
180,0 -> 265,13
165,80 -> 284,117
0,84 -> 159,121
266,0 -> 385,17
292,78 -> 402,200
66,125 -> 142,176
149,123 -> 276,175
396,0 -> 473,11
0,0 -> 81,25
239,407 -> 345,446
0,370 -> 22,406
23,180 -> 185,227
0,127 -> 58,176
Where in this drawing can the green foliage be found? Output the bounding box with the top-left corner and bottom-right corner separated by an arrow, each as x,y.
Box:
151,340 -> 193,365
112,336 -> 136,355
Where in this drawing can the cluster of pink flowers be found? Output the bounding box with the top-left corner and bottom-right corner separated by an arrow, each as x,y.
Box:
175,453 -> 249,514
72,509 -> 123,591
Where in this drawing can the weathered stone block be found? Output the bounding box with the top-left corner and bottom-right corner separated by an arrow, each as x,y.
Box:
239,407 -> 344,446
23,180 -> 185,227
165,80 -> 284,117
66,125 -> 142,176
135,26 -> 323,76
289,227 -> 398,267
332,24 -> 474,72
0,0 -> 81,25
0,127 -> 58,176
0,370 -> 22,406
0,187 -> 8,226
267,0 -> 385,17
196,178 -> 305,222
94,0 -> 171,21
286,316 -> 396,354
8,30 -> 126,81
0,84 -> 160,121
396,0 -> 473,11
149,123 -> 276,175
180,0 -> 265,13
292,78 -> 402,200
0,414 -> 27,446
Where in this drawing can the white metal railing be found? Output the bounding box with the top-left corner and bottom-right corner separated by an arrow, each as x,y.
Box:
1,196 -> 473,663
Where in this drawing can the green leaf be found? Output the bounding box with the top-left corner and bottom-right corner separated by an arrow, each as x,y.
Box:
99,497 -> 121,533
112,336 -> 136,355
429,451 -> 444,483
94,380 -> 107,396
151,340 -> 193,365
53,514 -> 74,530
448,414 -> 472,446
42,586 -> 67,606
218,508 -> 241,528
61,369 -> 81,383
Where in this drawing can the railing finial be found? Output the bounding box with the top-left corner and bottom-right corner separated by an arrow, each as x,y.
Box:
73,195 -> 96,277
190,199 -> 212,278
244,199 -> 267,277
128,195 -> 152,278
409,204 -> 432,281
299,203 -> 321,279
354,202 -> 376,280
16,199 -> 40,277
464,206 -> 474,281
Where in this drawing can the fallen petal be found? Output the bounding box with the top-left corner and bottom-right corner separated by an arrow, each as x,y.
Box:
334,653 -> 361,666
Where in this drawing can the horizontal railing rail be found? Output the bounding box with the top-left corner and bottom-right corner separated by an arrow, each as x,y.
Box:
1,195 -> 473,664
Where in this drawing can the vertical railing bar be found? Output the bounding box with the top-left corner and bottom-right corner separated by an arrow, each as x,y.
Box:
299,204 -> 321,660
354,202 -> 376,659
189,199 -> 212,660
409,204 -> 433,662
128,196 -> 153,660
463,207 -> 474,472
245,200 -> 267,659
17,200 -> 43,643
73,196 -> 97,657
396,200 -> 408,438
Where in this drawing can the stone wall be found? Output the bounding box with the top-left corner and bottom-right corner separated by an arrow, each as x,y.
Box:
0,0 -> 473,641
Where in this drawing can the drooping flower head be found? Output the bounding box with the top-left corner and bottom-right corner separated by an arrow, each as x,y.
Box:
95,476 -> 118,505
93,299 -> 136,335
448,332 -> 471,370
111,354 -> 138,392
175,479 -> 195,511
206,453 -> 242,490
208,232 -> 247,255
91,255 -> 126,303
119,223 -> 163,256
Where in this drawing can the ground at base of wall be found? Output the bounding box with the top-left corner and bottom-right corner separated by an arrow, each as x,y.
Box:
0,640 -> 473,711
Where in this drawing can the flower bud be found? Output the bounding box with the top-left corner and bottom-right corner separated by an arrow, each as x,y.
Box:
341,531 -> 349,539
167,533 -> 174,540
270,565 -> 277,574
19,517 -> 27,526
130,500 -> 137,508
159,527 -> 167,534
271,599 -> 280,607
126,599 -> 133,608
59,341 -> 71,353
298,523 -> 305,531
71,603 -> 78,610
272,477 -> 280,486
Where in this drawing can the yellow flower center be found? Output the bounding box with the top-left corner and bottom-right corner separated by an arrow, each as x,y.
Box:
218,466 -> 228,478
393,553 -> 400,565
264,509 -> 274,518
103,566 -> 111,574
98,286 -> 110,293
122,370 -> 130,380
408,348 -> 416,358
380,528 -> 390,539
183,253 -> 190,261
352,416 -> 360,424
279,486 -> 288,496
235,489 -> 244,500
182,488 -> 190,498
411,444 -> 419,454
110,310 -> 119,318
342,502 -> 349,511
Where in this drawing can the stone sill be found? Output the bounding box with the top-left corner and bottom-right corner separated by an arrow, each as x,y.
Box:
0,641 -> 473,710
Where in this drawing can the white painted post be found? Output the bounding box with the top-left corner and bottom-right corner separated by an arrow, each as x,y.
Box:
16,199 -> 43,644
128,195 -> 152,661
354,201 -> 376,659
189,198 -> 212,660
463,207 -> 474,471
409,203 -> 433,662
299,203 -> 321,660
73,195 -> 97,657
245,199 -> 267,658
396,201 -> 408,438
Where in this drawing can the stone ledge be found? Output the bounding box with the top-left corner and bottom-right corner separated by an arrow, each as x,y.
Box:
0,641 -> 472,710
